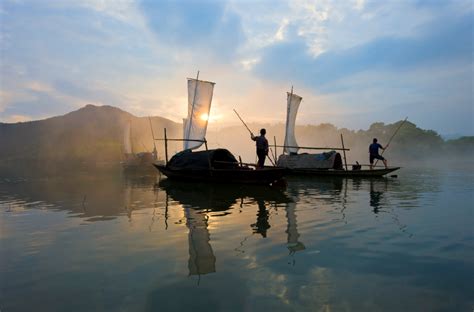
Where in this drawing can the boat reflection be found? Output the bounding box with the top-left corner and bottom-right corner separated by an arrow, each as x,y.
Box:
158,180 -> 290,277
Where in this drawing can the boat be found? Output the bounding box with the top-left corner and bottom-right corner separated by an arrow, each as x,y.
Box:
121,119 -> 159,170
275,88 -> 400,177
282,166 -> 400,177
154,73 -> 286,185
154,148 -> 286,185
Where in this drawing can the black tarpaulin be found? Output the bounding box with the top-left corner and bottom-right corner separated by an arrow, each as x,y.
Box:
168,149 -> 238,170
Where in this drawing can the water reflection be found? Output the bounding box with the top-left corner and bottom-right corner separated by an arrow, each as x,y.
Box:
158,181 -> 218,276
158,180 -> 290,278
367,178 -> 415,237
285,201 -> 305,254
0,168 -> 160,221
252,200 -> 271,237
185,207 -> 216,276
1,166 -> 472,311
370,179 -> 388,214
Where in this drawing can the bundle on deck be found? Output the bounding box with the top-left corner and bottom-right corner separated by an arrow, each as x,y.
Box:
277,151 -> 343,170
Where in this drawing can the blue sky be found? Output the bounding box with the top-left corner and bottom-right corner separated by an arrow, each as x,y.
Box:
0,0 -> 472,136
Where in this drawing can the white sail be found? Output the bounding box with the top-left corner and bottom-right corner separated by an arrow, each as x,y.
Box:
284,92 -> 302,154
123,120 -> 132,154
183,78 -> 215,150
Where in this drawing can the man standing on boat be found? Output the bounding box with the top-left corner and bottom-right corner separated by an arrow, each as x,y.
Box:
369,138 -> 388,170
251,129 -> 269,168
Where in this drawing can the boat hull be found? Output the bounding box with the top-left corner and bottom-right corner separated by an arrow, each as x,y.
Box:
286,167 -> 400,177
154,164 -> 286,185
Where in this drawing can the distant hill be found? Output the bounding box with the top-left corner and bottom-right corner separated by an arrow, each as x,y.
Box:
0,104 -> 180,163
1,104 -> 472,166
206,121 -> 474,165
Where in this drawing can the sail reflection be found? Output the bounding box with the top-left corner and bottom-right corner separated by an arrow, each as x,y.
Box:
185,207 -> 216,276
285,201 -> 305,254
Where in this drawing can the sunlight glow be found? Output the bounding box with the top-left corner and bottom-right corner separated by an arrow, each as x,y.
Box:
200,113 -> 209,121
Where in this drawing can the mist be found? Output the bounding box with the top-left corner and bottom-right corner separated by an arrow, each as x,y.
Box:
1,105 -> 472,171
203,121 -> 474,169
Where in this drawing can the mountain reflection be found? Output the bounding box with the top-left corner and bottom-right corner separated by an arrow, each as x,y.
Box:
0,165 -> 161,221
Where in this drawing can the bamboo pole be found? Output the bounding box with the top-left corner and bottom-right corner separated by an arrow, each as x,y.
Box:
340,133 -> 348,171
284,86 -> 293,155
155,138 -> 206,143
204,139 -> 212,170
233,109 -> 254,136
274,145 -> 350,151
273,136 -> 277,161
164,128 -> 168,164
266,154 -> 276,166
269,147 -> 277,164
148,117 -> 157,150
374,117 -> 408,167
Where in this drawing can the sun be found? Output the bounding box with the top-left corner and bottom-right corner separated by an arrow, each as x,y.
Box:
200,113 -> 209,121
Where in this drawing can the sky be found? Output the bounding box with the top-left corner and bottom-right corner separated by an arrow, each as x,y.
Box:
0,0 -> 473,137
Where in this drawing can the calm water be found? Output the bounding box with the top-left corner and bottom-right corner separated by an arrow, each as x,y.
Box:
0,166 -> 473,311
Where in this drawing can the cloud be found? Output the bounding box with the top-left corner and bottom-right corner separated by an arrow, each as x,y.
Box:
248,8 -> 473,134
255,11 -> 473,88
3,114 -> 32,123
138,0 -> 244,62
0,0 -> 472,135
2,90 -> 76,120
78,0 -> 143,26
25,81 -> 53,93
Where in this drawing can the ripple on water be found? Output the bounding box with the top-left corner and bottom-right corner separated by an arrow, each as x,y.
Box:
0,168 -> 473,311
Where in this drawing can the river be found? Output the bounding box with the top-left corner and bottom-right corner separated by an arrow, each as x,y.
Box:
0,165 -> 472,311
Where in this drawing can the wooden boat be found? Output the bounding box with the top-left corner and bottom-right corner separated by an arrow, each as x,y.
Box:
154,74 -> 286,185
286,166 -> 400,177
122,119 -> 157,169
154,149 -> 286,185
274,87 -> 400,177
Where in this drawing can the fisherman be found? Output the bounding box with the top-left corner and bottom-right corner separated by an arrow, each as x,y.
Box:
369,138 -> 388,170
251,128 -> 269,168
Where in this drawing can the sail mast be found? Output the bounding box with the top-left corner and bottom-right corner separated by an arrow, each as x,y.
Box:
284,86 -> 293,155
149,117 -> 157,150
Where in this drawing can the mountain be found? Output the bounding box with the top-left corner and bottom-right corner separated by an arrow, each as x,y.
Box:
0,104 -> 180,163
1,104 -> 472,166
